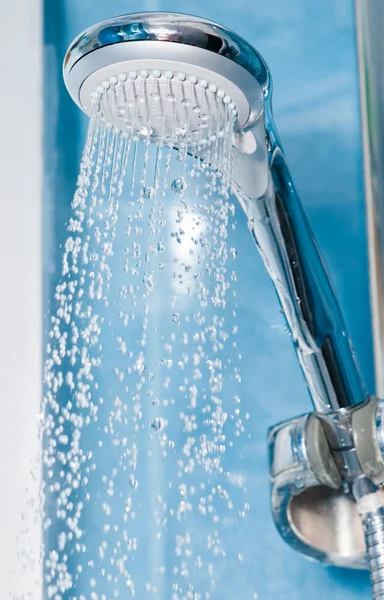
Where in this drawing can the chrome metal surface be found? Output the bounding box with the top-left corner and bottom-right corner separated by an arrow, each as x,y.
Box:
353,397 -> 384,485
63,14 -> 267,136
355,0 -> 384,398
63,12 -> 269,91
268,398 -> 384,570
353,478 -> 384,599
235,139 -> 367,413
363,509 -> 384,599
290,486 -> 366,566
268,414 -> 366,568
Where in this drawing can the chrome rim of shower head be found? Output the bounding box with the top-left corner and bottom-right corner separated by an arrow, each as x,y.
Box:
63,12 -> 270,142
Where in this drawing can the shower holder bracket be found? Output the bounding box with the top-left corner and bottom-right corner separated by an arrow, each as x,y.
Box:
268,395 -> 384,569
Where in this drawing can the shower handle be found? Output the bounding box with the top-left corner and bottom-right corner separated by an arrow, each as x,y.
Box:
233,110 -> 366,415
232,115 -> 384,582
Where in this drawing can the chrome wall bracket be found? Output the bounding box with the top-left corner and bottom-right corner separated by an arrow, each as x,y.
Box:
268,396 -> 384,568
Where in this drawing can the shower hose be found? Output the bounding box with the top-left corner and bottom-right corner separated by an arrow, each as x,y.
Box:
354,478 -> 384,598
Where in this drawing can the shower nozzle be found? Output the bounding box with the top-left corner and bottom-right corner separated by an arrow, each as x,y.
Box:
63,12 -> 268,132
64,13 -> 273,201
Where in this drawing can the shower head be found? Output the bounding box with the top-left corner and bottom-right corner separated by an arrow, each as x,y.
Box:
63,12 -> 268,141
63,12 -> 272,198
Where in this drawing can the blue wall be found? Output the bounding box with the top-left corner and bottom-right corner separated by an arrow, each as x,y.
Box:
44,1 -> 374,597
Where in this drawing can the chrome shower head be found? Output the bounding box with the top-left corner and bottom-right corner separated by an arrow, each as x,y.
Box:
63,12 -> 271,198
63,12 -> 268,139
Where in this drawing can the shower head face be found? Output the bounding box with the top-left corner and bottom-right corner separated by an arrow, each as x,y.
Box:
85,70 -> 238,146
63,12 -> 270,139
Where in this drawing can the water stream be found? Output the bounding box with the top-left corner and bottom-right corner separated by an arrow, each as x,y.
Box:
42,76 -> 255,599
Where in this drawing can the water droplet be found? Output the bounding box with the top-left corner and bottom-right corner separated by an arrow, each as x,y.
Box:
142,186 -> 154,199
117,106 -> 126,119
150,417 -> 166,431
171,178 -> 187,195
129,475 -> 139,490
175,127 -> 187,137
167,94 -> 176,103
172,312 -> 180,325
